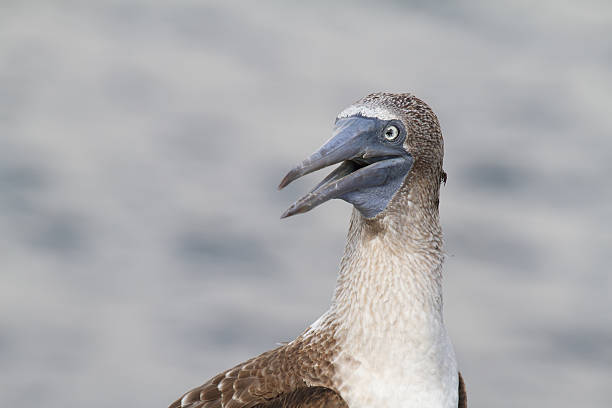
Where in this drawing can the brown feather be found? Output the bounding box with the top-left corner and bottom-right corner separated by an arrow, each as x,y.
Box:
169,327 -> 344,408
254,387 -> 347,408
458,372 -> 468,408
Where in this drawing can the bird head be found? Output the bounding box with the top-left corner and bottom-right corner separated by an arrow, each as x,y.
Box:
279,93 -> 445,220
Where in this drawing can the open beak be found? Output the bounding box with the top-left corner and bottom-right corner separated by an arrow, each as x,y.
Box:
278,116 -> 413,219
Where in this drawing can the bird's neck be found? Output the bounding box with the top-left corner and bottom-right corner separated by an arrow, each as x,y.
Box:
301,183 -> 458,408
330,184 -> 446,349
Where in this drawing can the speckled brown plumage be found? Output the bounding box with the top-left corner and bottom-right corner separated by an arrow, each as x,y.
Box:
170,93 -> 467,408
170,323 -> 345,408
254,387 -> 348,408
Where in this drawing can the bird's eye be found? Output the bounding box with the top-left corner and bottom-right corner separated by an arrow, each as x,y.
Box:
384,125 -> 399,141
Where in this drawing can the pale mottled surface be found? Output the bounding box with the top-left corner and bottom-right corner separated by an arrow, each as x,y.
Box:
0,1 -> 611,407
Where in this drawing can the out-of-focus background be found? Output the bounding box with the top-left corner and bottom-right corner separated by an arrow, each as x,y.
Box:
1,1 -> 611,407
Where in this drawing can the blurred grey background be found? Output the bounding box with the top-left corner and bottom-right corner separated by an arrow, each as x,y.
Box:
1,1 -> 611,407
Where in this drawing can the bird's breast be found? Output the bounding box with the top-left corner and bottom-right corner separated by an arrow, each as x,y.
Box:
332,329 -> 458,408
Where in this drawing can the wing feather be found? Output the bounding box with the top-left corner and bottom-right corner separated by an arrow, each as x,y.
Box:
170,333 -> 342,408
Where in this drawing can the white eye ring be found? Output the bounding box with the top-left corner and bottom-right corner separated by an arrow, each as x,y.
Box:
384,125 -> 399,141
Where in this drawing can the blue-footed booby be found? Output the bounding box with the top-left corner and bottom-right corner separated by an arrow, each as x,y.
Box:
170,93 -> 467,408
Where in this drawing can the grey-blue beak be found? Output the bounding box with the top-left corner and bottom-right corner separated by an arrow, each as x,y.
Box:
279,116 -> 414,219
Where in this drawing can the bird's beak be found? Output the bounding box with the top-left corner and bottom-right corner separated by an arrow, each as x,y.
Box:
278,116 -> 413,219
